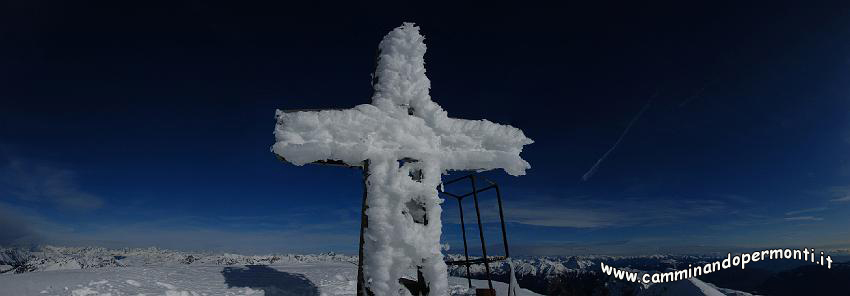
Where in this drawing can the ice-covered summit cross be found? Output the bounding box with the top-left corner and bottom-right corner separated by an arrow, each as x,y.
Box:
272,23 -> 532,296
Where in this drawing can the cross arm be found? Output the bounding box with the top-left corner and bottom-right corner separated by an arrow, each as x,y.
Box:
272,106 -> 533,176
272,104 -> 440,167
434,117 -> 534,176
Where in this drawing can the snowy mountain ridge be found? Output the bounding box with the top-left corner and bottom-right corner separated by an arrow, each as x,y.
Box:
0,245 -> 356,274
443,254 -> 760,296
445,253 -> 722,279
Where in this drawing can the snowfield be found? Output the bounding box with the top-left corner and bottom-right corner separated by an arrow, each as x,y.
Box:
0,263 -> 539,296
0,246 -> 540,296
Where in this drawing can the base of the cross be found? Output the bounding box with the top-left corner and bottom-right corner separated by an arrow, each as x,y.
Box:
398,268 -> 430,296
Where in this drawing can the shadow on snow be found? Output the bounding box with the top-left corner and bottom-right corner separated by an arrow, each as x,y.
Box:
221,265 -> 320,296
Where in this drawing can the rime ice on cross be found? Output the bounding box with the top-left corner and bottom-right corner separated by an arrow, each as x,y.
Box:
272,23 -> 532,296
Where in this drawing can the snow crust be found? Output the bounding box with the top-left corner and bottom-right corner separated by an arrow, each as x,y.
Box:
0,246 -> 543,296
637,278 -> 727,296
271,23 -> 532,296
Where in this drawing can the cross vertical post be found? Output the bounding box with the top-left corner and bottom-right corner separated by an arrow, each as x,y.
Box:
357,161 -> 370,296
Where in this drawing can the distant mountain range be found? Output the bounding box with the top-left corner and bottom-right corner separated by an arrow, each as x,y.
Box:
444,252 -> 850,296
0,245 -> 356,274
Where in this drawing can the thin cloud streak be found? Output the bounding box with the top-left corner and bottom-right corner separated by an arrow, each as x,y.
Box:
830,195 -> 850,202
0,198 -> 361,253
785,207 -> 828,216
581,99 -> 652,181
0,158 -> 104,211
0,202 -> 360,253
784,216 -> 824,221
825,186 -> 850,202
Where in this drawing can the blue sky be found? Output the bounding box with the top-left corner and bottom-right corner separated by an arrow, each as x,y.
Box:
2,2 -> 850,255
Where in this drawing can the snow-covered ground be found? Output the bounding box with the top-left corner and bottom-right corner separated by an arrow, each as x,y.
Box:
0,246 -> 540,296
0,262 -> 539,296
1,246 -> 762,296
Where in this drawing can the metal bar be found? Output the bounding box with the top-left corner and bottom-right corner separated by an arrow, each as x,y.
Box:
495,185 -> 510,258
442,174 -> 472,186
457,197 -> 472,288
495,185 -> 512,296
440,183 -> 496,201
440,191 -> 462,199
456,184 -> 497,199
442,172 -> 492,186
356,161 -> 370,296
470,175 -> 494,292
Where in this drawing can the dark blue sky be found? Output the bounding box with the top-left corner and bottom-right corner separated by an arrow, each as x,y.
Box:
2,1 -> 850,255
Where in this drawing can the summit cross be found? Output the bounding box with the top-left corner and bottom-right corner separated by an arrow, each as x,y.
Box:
272,23 -> 532,296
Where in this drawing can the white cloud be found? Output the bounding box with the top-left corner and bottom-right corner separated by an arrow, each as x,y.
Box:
0,159 -> 104,210
826,186 -> 850,202
0,202 -> 40,244
784,216 -> 824,221
0,201 -> 75,245
0,157 -> 360,252
785,207 -> 828,216
830,195 -> 850,202
40,214 -> 360,254
0,199 -> 361,253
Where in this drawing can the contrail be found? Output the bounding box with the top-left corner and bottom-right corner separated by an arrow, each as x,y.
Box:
678,87 -> 705,108
581,99 -> 653,181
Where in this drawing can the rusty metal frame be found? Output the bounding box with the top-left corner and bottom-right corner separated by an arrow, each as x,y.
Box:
439,174 -> 513,295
